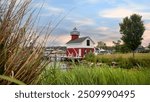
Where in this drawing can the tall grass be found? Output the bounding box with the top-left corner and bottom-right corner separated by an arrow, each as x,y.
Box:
39,64 -> 150,85
85,53 -> 150,69
0,0 -> 50,84
39,53 -> 150,85
97,53 -> 150,59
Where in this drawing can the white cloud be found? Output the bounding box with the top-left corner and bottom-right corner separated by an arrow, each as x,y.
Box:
33,2 -> 64,16
48,34 -> 70,46
103,39 -> 114,46
33,2 -> 46,8
142,23 -> 150,46
145,23 -> 150,30
96,26 -> 110,31
99,7 -> 135,18
57,35 -> 70,44
73,18 -> 95,27
99,7 -> 150,20
78,0 -> 101,4
142,12 -> 150,20
121,0 -> 148,10
85,26 -> 121,46
46,6 -> 64,15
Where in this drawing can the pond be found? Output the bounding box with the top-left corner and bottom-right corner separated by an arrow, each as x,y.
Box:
47,62 -> 71,71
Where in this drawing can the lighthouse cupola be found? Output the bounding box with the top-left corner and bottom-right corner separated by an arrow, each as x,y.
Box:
70,27 -> 80,40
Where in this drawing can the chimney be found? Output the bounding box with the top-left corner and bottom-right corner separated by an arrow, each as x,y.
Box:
70,27 -> 80,40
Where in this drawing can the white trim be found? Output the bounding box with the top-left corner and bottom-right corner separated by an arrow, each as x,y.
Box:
79,49 -> 81,57
85,36 -> 95,44
67,46 -> 94,48
67,39 -> 95,48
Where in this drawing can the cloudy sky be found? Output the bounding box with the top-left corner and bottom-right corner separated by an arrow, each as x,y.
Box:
33,0 -> 150,47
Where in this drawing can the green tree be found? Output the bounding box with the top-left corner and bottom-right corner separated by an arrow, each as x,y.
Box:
119,14 -> 145,57
148,43 -> 150,49
113,40 -> 121,52
120,44 -> 131,53
97,41 -> 107,49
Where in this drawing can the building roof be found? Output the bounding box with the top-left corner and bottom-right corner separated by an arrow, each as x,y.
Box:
66,36 -> 95,44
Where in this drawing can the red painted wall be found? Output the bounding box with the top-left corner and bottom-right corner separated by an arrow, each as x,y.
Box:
66,48 -> 94,58
71,35 -> 79,40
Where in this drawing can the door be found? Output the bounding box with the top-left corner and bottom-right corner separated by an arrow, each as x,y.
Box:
79,49 -> 81,57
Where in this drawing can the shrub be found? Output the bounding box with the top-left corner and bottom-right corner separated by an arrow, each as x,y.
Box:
84,52 -> 96,62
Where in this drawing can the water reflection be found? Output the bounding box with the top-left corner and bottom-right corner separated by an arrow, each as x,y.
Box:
48,62 -> 71,71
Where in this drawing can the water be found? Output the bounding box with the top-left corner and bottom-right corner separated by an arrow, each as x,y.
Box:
48,62 -> 70,71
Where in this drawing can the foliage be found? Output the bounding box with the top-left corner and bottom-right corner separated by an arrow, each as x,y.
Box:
119,44 -> 131,53
97,41 -> 107,49
112,40 -> 121,52
39,64 -> 150,85
84,52 -> 96,62
112,40 -> 131,53
119,14 -> 145,57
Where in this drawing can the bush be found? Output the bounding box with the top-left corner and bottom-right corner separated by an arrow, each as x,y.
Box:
84,52 -> 96,62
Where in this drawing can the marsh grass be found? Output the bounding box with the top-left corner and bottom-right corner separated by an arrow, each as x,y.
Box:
85,53 -> 150,69
0,0 -> 51,84
97,53 -> 150,59
39,64 -> 150,85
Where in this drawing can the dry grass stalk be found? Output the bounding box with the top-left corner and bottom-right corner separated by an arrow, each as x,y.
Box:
0,0 -> 50,84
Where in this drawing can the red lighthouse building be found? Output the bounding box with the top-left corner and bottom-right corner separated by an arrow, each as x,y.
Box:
66,27 -> 95,58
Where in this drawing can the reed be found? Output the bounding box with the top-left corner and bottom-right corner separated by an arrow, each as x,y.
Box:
85,53 -> 150,69
0,0 -> 50,84
39,64 -> 150,85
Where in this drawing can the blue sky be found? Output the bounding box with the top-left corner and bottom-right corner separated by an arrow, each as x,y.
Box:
33,0 -> 150,46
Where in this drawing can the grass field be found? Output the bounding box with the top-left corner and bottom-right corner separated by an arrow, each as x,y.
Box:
39,64 -> 150,85
39,53 -> 150,85
85,53 -> 150,69
97,53 -> 150,59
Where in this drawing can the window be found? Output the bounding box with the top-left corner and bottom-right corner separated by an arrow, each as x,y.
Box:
87,40 -> 90,46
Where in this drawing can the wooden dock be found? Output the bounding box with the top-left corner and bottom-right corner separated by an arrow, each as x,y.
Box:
63,56 -> 83,61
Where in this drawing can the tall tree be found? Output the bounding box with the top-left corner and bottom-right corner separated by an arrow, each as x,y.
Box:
119,14 -> 145,57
